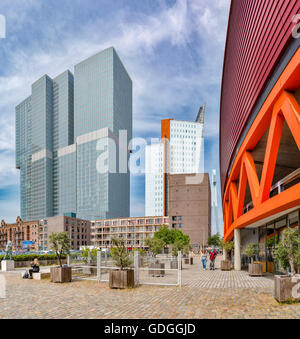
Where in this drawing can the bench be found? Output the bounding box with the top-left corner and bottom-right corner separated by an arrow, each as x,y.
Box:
32,272 -> 50,280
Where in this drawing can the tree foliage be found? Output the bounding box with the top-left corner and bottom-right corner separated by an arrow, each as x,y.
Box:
207,233 -> 222,248
171,239 -> 191,257
110,238 -> 132,270
154,226 -> 190,246
82,247 -> 98,263
274,228 -> 300,276
244,243 -> 259,263
222,240 -> 234,252
145,237 -> 166,257
266,234 -> 279,248
49,232 -> 71,267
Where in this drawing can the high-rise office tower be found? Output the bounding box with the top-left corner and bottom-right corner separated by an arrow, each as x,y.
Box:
16,47 -> 132,221
145,107 -> 205,216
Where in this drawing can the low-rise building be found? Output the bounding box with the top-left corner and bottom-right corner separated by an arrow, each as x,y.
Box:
0,217 -> 39,251
90,216 -> 169,249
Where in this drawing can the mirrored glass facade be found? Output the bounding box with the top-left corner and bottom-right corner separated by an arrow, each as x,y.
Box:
16,47 -> 132,221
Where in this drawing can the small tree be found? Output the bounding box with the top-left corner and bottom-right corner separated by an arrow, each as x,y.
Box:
171,239 -> 187,257
110,238 -> 132,271
222,240 -> 234,260
207,233 -> 222,248
145,237 -> 166,257
244,243 -> 259,264
49,232 -> 71,267
274,228 -> 300,276
82,247 -> 98,263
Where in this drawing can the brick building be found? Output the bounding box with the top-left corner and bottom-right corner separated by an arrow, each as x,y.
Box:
39,216 -> 91,251
168,173 -> 211,252
0,217 -> 39,251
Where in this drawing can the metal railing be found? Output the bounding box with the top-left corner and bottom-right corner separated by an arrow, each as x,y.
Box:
69,251 -> 182,287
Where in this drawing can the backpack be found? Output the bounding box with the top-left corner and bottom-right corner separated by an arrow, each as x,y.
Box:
23,271 -> 29,279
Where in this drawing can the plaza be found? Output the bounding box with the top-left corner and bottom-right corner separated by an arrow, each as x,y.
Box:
0,257 -> 299,319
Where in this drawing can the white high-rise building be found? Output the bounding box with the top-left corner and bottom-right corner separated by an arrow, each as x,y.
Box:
145,106 -> 205,216
145,143 -> 164,216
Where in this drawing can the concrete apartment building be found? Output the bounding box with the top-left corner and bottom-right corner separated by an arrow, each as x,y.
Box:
90,216 -> 169,249
39,216 -> 90,251
0,217 -> 39,251
168,174 -> 211,251
16,47 -> 132,221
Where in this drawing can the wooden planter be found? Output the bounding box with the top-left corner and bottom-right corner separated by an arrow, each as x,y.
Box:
248,263 -> 263,276
109,269 -> 135,289
220,260 -> 232,271
149,263 -> 165,277
184,258 -> 189,265
170,260 -> 182,270
50,266 -> 72,283
275,275 -> 300,303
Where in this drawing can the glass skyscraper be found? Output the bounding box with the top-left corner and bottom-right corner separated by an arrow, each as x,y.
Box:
16,47 -> 132,221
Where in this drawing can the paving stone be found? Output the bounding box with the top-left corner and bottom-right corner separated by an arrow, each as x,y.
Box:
0,256 -> 299,319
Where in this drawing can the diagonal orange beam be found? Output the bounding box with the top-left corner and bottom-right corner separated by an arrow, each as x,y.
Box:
229,182 -> 238,220
259,107 -> 284,203
237,160 -> 247,218
243,152 -> 260,207
279,91 -> 300,150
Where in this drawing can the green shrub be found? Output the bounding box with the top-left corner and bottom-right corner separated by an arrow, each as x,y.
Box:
0,254 -> 66,262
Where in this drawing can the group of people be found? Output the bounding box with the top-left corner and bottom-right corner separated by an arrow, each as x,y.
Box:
200,248 -> 217,271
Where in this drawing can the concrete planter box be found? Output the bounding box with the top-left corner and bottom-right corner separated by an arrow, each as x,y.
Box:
149,263 -> 165,277
275,275 -> 300,303
50,266 -> 72,283
1,260 -> 15,271
220,260 -> 232,271
109,269 -> 135,289
248,263 -> 263,276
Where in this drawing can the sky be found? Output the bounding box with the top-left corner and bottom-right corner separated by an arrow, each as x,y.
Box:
0,0 -> 230,234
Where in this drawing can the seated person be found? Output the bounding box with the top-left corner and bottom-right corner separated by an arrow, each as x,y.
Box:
29,258 -> 40,279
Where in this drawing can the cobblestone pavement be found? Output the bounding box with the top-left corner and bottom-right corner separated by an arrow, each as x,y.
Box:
0,257 -> 299,319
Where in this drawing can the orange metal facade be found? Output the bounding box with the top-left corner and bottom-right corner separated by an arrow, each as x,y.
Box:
223,48 -> 300,241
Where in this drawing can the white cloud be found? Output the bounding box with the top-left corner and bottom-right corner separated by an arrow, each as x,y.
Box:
0,0 -> 230,219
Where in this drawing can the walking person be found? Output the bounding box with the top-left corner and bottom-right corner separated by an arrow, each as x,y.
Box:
209,248 -> 217,270
200,249 -> 208,270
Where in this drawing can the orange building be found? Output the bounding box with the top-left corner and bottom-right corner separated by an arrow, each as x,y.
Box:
220,1 -> 300,271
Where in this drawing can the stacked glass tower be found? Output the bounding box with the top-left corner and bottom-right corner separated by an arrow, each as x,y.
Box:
16,47 -> 132,221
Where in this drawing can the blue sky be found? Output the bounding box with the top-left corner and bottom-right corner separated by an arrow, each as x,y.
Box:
0,0 -> 230,234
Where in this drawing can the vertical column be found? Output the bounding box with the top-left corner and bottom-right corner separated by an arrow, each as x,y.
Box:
234,228 -> 241,271
178,251 -> 182,287
97,250 -> 101,282
88,250 -> 91,265
134,251 -> 139,287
